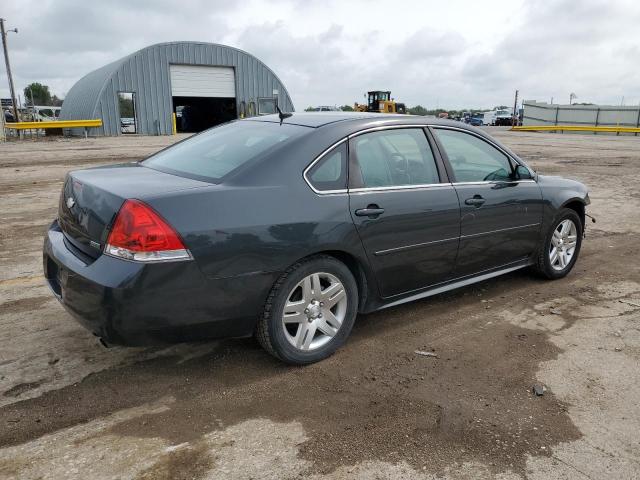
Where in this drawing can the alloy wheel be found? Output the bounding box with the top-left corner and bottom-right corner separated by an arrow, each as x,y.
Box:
281,272 -> 348,351
549,219 -> 578,271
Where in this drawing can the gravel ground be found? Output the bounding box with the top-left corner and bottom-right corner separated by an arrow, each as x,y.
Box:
0,128 -> 639,479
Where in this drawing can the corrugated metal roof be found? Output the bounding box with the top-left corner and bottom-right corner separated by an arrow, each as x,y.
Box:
60,41 -> 295,136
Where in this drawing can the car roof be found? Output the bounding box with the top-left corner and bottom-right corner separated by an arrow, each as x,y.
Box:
245,112 -> 382,128
244,112 -> 470,130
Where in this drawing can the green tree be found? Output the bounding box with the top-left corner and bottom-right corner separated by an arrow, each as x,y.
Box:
304,106 -> 315,111
118,94 -> 134,117
51,95 -> 64,107
340,104 -> 354,111
407,105 -> 428,116
24,82 -> 52,106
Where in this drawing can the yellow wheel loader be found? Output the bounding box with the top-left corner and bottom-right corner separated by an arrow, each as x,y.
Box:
354,91 -> 406,114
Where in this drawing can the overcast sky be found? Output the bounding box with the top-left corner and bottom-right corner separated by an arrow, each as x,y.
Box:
1,0 -> 639,110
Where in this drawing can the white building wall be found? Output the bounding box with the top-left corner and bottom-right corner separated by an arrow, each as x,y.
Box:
523,101 -> 640,134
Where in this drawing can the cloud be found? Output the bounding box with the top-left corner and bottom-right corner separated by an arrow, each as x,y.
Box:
462,0 -> 640,105
1,0 -> 639,109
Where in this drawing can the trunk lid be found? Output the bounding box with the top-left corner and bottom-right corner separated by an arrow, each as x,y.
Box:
58,163 -> 211,260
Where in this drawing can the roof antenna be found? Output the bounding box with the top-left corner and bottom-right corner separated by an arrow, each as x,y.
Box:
276,105 -> 292,124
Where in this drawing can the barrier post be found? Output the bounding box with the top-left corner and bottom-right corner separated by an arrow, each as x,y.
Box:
0,109 -> 5,142
172,112 -> 177,135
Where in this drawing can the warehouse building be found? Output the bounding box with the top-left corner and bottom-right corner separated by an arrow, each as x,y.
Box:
60,41 -> 294,136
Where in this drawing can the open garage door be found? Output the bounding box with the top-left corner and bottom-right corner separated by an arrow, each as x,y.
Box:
170,65 -> 237,132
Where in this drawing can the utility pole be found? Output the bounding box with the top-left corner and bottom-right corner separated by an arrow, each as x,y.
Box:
0,18 -> 19,121
512,89 -> 519,127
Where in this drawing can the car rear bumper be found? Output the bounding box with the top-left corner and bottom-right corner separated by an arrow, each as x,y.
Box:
43,220 -> 277,345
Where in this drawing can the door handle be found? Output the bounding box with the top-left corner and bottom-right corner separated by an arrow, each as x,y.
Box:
355,204 -> 385,218
464,195 -> 486,207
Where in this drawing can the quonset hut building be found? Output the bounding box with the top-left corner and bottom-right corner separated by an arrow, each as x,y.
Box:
60,41 -> 294,136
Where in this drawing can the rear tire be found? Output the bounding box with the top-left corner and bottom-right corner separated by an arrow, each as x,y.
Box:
532,208 -> 582,279
256,255 -> 358,365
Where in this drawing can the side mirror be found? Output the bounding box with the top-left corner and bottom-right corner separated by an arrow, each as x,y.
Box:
515,165 -> 533,180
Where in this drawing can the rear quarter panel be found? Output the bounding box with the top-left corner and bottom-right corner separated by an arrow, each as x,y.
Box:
145,183 -> 366,280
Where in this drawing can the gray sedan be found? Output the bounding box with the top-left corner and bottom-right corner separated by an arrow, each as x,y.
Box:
43,113 -> 590,364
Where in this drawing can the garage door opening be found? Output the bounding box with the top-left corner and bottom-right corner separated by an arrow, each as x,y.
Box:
170,64 -> 238,133
174,97 -> 236,133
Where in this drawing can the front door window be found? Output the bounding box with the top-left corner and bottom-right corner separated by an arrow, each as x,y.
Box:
433,128 -> 513,182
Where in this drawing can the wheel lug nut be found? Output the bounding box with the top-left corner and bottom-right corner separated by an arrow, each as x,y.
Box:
318,313 -> 323,318
320,302 -> 324,306
304,309 -> 309,313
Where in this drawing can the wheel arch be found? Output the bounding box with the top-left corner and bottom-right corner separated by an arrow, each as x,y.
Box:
285,249 -> 377,314
561,198 -> 586,229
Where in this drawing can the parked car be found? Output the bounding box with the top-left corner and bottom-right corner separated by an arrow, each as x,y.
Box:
310,106 -> 341,112
44,113 -> 590,364
469,114 -> 484,126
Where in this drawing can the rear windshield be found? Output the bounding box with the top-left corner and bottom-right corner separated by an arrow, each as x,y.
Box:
143,121 -> 308,182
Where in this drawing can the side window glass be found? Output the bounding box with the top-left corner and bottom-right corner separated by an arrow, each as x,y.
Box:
307,143 -> 347,192
352,129 -> 440,188
434,129 -> 513,182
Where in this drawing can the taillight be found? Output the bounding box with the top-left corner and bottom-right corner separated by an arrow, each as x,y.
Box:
105,199 -> 191,262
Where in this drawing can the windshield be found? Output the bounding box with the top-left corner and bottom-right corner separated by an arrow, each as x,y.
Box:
143,121 -> 308,182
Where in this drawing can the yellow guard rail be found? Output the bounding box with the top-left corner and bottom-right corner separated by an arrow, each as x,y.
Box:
512,124 -> 640,134
4,119 -> 103,130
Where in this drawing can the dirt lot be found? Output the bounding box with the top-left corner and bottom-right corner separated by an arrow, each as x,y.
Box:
0,129 -> 639,480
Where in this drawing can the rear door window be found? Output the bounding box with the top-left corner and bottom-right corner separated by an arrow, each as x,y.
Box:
306,143 -> 347,192
143,121 -> 308,182
351,128 -> 440,188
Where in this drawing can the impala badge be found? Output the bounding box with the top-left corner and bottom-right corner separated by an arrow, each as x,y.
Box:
66,197 -> 76,209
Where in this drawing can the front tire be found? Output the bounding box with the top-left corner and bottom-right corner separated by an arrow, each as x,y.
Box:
532,208 -> 582,279
256,255 -> 358,365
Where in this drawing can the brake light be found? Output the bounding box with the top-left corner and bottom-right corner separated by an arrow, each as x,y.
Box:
105,199 -> 191,262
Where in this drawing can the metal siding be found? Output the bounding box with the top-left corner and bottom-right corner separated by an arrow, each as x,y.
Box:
150,46 -> 161,133
60,42 -> 295,135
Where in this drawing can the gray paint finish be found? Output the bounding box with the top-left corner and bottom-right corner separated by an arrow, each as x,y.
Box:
60,42 -> 295,136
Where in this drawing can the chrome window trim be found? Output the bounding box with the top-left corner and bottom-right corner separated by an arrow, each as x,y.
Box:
302,138 -> 349,195
451,179 -> 537,186
303,123 -> 536,196
349,183 -> 453,194
347,124 -> 434,138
